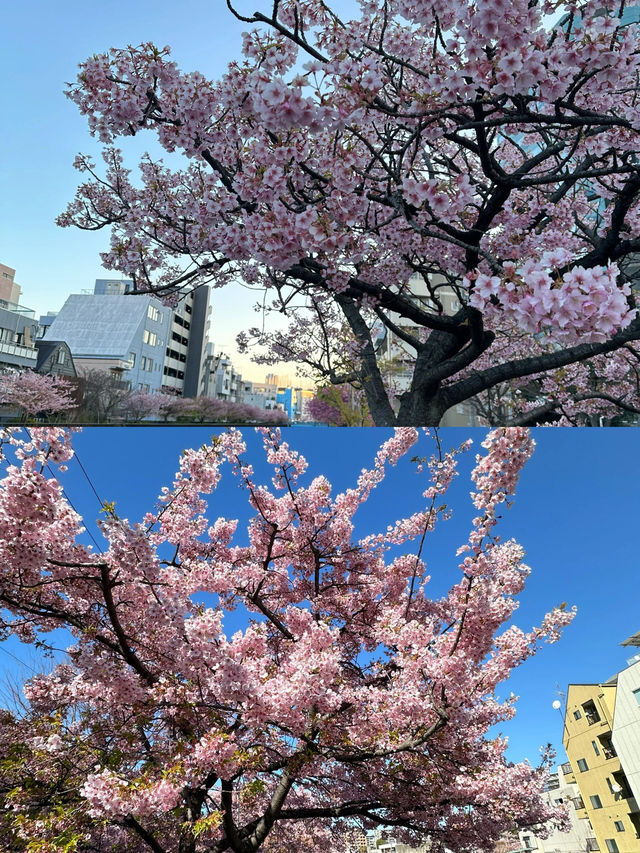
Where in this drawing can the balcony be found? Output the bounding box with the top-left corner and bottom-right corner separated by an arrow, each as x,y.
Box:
585,839 -> 600,851
0,340 -> 37,362
582,700 -> 601,725
0,299 -> 36,319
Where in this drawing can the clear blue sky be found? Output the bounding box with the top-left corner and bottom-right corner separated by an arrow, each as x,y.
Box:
0,426 -> 637,770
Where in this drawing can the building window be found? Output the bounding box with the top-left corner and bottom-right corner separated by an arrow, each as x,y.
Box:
146,358 -> 153,372
577,758 -> 589,772
573,710 -> 582,720
633,688 -> 640,706
599,735 -> 617,760
612,770 -> 633,798
143,329 -> 157,347
592,740 -> 600,756
147,304 -> 159,322
56,349 -> 66,365
522,837 -> 534,849
582,700 -> 601,725
129,352 -> 136,366
605,840 -> 619,853
614,821 -> 625,832
589,794 -> 603,809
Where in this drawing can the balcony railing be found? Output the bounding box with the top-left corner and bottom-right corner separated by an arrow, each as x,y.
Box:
0,341 -> 37,361
585,838 -> 600,851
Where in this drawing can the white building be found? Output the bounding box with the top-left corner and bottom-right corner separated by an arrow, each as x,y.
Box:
612,638 -> 640,822
517,763 -> 594,852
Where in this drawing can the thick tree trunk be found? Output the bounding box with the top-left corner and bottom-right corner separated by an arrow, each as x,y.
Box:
395,385 -> 448,425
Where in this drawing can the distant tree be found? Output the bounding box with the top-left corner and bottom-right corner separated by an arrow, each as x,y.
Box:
0,370 -> 77,420
75,369 -> 131,423
306,385 -> 373,426
0,426 -> 574,852
122,389 -> 170,422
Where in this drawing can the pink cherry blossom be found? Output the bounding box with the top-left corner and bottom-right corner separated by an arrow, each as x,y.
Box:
0,426 -> 574,852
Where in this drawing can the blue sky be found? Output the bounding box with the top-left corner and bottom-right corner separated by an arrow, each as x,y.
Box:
0,426 -> 637,770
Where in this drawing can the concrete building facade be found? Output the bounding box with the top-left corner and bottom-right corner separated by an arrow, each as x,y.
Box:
241,380 -> 278,411
611,640 -> 640,826
163,286 -> 211,397
563,645 -> 640,852
209,355 -> 242,403
45,293 -> 172,392
0,263 -> 23,306
0,302 -> 39,372
44,281 -> 212,396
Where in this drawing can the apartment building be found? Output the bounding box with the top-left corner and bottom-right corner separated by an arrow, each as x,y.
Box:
162,286 -> 211,397
45,292 -> 171,392
240,379 -> 278,411
44,280 -> 211,396
0,300 -> 39,372
611,639 -> 640,812
562,638 -> 640,852
0,263 -> 22,306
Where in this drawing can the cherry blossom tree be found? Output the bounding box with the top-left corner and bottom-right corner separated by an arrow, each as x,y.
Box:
0,426 -> 575,852
0,370 -> 77,420
461,335 -> 640,425
58,0 -> 640,424
122,389 -> 172,422
306,384 -> 374,425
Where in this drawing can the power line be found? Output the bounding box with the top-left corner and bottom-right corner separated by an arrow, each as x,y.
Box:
0,644 -> 38,674
21,427 -> 104,554
74,450 -> 105,508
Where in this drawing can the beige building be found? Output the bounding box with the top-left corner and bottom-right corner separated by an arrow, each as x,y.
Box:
0,263 -> 23,307
563,640 -> 640,852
